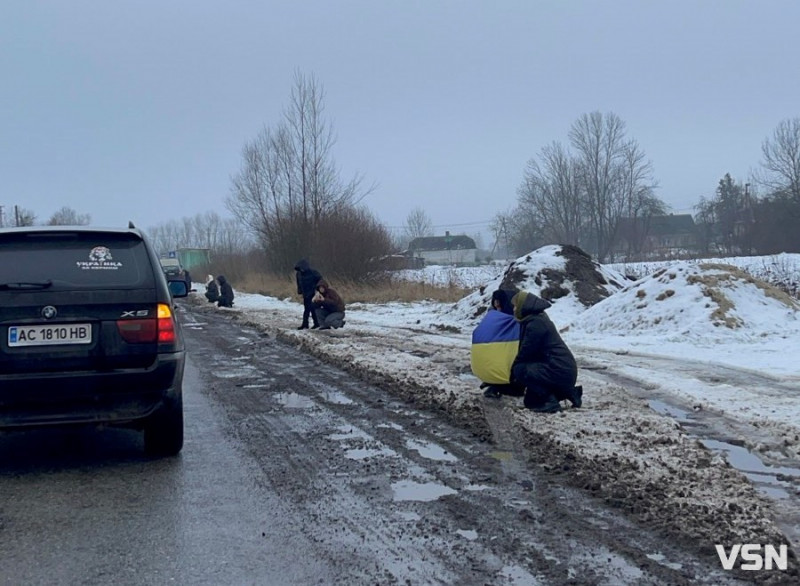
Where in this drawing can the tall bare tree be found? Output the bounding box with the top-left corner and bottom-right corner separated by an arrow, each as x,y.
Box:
569,112 -> 630,261
517,141 -> 584,247
227,72 -> 382,275
510,112 -> 659,260
757,117 -> 800,202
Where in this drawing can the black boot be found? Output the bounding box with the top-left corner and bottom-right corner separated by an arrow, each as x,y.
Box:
528,394 -> 561,413
565,385 -> 583,408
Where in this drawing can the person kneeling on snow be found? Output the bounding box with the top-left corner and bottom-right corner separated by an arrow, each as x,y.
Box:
205,275 -> 220,303
216,275 -> 234,308
471,289 -> 524,399
509,290 -> 582,413
312,279 -> 345,330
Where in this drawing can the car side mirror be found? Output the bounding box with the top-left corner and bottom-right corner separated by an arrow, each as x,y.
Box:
168,279 -> 189,298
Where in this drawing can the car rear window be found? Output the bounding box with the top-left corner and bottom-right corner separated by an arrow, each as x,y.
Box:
0,231 -> 156,289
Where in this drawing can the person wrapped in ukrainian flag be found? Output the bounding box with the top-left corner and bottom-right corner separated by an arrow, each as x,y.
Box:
470,289 -> 524,398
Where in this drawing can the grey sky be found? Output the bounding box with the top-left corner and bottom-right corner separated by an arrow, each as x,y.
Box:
2,1 -> 797,242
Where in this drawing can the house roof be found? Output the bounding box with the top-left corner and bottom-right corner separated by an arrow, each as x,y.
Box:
409,235 -> 477,251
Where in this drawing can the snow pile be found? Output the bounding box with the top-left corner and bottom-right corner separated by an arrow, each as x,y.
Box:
434,244 -> 628,329
568,261 -> 800,343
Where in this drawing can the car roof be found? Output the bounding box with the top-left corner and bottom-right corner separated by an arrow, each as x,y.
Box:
0,225 -> 145,238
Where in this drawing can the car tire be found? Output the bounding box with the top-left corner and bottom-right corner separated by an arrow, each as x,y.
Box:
144,395 -> 184,457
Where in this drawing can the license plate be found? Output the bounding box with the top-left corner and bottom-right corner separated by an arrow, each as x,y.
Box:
8,324 -> 92,347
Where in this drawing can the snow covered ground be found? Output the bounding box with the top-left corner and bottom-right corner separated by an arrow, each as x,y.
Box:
190,248 -> 800,572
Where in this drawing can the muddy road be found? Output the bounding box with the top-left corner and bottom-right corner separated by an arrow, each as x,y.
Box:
179,306 -> 747,584
0,305 -> 764,585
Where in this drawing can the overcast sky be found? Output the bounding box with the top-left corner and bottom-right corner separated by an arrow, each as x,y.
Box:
2,1 -> 798,243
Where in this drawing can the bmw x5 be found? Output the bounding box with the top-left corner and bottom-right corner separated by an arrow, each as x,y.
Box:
0,225 -> 188,456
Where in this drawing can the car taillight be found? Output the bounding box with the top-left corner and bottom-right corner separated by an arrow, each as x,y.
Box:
116,304 -> 176,344
156,303 -> 176,344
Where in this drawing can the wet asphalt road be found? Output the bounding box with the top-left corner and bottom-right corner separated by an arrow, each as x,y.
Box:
0,348 -> 331,585
0,303 -> 751,585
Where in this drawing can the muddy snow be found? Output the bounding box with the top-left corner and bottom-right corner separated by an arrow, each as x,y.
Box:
194,246 -> 800,578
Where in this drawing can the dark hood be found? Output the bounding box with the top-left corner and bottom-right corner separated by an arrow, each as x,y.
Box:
511,291 -> 552,321
217,275 -> 227,285
294,259 -> 310,272
316,278 -> 330,290
491,288 -> 517,315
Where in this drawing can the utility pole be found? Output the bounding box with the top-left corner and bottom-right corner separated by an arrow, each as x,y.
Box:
15,205 -> 21,227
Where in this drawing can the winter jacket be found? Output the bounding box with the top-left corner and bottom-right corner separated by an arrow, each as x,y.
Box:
294,259 -> 322,300
510,291 -> 577,392
312,278 -> 345,313
470,309 -> 520,385
205,276 -> 220,302
217,275 -> 234,307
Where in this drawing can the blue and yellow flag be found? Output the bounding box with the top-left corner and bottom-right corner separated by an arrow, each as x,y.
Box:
470,310 -> 520,385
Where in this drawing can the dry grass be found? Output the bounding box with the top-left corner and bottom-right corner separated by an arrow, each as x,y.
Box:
236,271 -> 473,304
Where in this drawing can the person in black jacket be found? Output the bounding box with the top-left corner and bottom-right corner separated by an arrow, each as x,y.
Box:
216,275 -> 234,308
204,274 -> 219,303
294,259 -> 322,329
510,291 -> 582,413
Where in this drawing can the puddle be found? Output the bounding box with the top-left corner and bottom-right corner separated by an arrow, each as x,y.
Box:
391,480 -> 457,502
456,529 -> 478,541
322,390 -> 354,405
700,439 -> 799,499
276,392 -> 315,409
649,400 -> 800,499
405,439 -> 458,462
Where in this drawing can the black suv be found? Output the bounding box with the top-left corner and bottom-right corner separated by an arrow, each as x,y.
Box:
0,225 -> 188,456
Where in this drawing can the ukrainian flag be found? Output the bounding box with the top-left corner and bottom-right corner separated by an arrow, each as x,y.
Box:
470,310 -> 520,385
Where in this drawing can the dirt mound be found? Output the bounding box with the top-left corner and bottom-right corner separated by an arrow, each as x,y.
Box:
437,244 -> 627,328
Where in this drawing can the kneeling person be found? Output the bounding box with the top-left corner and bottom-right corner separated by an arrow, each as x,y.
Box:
312,279 -> 345,330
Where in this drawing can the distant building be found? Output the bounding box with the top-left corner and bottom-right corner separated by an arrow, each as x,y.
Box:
174,248 -> 211,273
408,232 -> 478,265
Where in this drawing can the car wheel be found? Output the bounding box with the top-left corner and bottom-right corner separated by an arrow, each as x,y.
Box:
144,395 -> 184,457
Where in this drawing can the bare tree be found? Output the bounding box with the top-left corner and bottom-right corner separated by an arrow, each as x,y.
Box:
510,112 -> 659,260
47,206 -> 91,226
227,71 -> 381,275
517,141 -> 584,247
568,112 -> 657,261
403,207 -> 434,244
146,212 -> 252,257
757,118 -> 800,202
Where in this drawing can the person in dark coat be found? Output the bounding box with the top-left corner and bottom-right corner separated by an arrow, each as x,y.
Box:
204,274 -> 219,303
216,275 -> 234,308
294,259 -> 322,329
510,291 -> 582,413
312,278 -> 346,330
